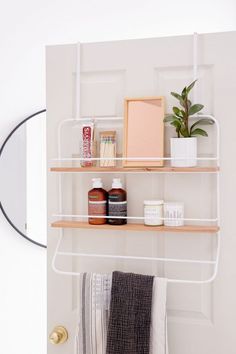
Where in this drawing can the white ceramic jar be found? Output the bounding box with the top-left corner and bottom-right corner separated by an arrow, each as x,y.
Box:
170,137 -> 197,167
144,200 -> 164,226
164,202 -> 184,226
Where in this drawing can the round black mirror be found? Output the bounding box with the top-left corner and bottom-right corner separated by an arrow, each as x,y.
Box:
0,110 -> 47,248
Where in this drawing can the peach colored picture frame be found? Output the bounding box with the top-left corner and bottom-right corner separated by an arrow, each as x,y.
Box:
123,97 -> 165,167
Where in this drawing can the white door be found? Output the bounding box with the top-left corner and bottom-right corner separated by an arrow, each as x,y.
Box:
47,32 -> 236,354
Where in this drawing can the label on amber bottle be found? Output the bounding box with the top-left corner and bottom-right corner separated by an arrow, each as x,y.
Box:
88,200 -> 107,216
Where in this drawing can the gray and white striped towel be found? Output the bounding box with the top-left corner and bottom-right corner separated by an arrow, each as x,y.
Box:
75,273 -> 112,354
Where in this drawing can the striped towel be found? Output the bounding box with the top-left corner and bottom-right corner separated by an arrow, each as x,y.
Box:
75,273 -> 112,354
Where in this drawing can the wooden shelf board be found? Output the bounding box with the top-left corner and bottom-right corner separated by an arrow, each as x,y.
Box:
50,166 -> 219,173
51,221 -> 219,233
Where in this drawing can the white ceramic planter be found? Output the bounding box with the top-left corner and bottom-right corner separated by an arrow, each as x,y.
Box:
170,137 -> 197,167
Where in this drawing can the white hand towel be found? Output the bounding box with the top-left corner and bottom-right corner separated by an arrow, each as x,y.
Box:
150,277 -> 168,354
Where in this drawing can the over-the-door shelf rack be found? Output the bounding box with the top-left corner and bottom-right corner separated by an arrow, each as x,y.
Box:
51,115 -> 220,285
50,34 -> 221,285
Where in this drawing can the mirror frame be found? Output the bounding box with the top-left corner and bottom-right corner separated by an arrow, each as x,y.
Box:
0,109 -> 47,248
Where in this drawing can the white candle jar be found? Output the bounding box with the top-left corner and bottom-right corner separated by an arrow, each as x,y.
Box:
164,202 -> 184,227
144,200 -> 164,226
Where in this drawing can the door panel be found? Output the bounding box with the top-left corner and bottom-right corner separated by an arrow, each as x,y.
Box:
47,32 -> 236,354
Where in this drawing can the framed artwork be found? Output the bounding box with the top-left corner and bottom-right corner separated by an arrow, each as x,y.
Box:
123,97 -> 165,167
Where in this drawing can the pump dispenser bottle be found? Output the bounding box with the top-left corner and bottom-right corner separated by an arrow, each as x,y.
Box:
88,178 -> 107,225
108,178 -> 127,225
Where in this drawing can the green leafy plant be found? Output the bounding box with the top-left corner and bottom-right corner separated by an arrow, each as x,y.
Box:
164,80 -> 214,138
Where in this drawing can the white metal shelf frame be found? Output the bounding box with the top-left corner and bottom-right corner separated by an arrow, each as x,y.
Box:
51,34 -> 221,284
52,115 -> 220,284
52,214 -> 218,223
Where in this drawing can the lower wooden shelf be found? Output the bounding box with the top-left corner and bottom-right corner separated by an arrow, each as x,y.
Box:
51,220 -> 219,233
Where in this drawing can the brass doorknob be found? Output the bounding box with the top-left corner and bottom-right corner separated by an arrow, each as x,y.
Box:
49,326 -> 68,344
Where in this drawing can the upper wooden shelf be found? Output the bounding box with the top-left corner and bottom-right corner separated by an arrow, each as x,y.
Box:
50,166 -> 219,173
51,220 -> 219,233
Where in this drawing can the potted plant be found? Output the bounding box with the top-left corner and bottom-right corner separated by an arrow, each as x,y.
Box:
164,80 -> 214,167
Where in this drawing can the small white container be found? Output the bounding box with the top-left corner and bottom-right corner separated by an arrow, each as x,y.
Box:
164,202 -> 184,227
144,200 -> 164,226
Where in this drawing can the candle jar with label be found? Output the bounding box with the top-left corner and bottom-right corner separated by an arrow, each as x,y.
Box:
143,200 -> 164,226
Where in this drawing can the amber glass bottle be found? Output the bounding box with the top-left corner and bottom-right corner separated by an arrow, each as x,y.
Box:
108,178 -> 127,225
88,178 -> 107,225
